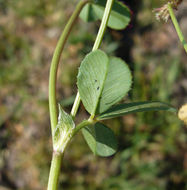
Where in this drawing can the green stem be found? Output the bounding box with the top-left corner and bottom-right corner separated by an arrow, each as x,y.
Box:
49,0 -> 91,138
73,119 -> 93,136
71,0 -> 114,117
48,1 -> 91,190
168,3 -> 187,53
47,153 -> 63,190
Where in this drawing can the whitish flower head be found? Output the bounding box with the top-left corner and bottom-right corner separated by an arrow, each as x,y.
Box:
153,0 -> 183,22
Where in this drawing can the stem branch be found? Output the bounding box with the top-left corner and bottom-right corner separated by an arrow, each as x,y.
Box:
168,3 -> 187,53
73,119 -> 93,136
49,0 -> 91,138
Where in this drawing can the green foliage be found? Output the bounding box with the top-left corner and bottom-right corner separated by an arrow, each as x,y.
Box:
77,50 -> 132,117
80,0 -> 131,30
76,49 -> 177,158
77,49 -> 131,157
80,3 -> 98,22
77,49 -> 132,157
97,57 -> 132,114
77,50 -> 109,116
82,122 -> 118,156
98,101 -> 177,120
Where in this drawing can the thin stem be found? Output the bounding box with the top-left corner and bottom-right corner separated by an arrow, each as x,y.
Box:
71,0 -> 114,117
48,1 -> 91,190
71,91 -> 81,119
92,0 -> 114,51
73,119 -> 93,136
47,153 -> 63,190
168,3 -> 187,53
49,0 -> 91,138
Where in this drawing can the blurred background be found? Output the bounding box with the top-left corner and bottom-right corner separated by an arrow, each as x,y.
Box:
0,0 -> 186,189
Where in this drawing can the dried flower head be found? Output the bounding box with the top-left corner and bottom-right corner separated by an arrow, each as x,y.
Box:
153,0 -> 183,22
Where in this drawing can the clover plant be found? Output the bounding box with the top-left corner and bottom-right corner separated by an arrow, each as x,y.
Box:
47,0 -> 178,189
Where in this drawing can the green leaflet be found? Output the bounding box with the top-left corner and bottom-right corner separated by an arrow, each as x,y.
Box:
53,104 -> 75,153
97,57 -> 132,114
80,0 -> 131,30
82,122 -> 118,157
79,3 -> 98,22
97,101 -> 177,120
77,50 -> 109,116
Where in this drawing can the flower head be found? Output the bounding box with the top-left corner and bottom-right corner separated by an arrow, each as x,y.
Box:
153,0 -> 183,22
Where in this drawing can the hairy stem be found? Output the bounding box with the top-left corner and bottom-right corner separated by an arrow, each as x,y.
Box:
168,3 -> 187,53
71,0 -> 115,117
49,0 -> 91,138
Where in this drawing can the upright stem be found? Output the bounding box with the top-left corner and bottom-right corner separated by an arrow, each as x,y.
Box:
49,0 -> 91,138
71,0 -> 114,117
47,153 -> 63,190
48,1 -> 90,190
168,3 -> 187,53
